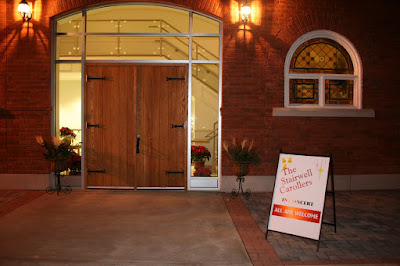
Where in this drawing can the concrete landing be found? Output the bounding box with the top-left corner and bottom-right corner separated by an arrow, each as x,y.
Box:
0,191 -> 251,265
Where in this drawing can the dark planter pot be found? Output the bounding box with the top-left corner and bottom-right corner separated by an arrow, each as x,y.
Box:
49,159 -> 68,174
233,163 -> 250,177
194,161 -> 205,169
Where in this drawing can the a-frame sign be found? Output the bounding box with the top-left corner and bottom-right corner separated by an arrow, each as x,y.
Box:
266,153 -> 336,250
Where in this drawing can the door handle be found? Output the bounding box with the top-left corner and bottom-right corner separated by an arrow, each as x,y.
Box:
136,134 -> 140,154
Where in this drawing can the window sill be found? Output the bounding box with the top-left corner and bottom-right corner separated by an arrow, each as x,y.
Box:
272,108 -> 375,117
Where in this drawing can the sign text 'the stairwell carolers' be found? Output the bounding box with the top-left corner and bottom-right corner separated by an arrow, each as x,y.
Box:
268,154 -> 330,240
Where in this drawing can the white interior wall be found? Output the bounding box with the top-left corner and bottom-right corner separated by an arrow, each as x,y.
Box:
58,70 -> 82,143
192,78 -> 218,132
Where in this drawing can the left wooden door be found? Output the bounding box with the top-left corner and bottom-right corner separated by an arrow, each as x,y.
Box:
85,65 -> 136,188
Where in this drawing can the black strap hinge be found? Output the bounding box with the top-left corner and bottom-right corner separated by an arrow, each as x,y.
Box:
172,124 -> 184,128
86,75 -> 106,82
86,122 -> 101,129
166,77 -> 185,81
166,171 -> 185,175
88,170 -> 106,174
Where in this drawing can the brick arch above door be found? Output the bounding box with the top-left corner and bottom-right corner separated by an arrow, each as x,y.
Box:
47,0 -> 223,19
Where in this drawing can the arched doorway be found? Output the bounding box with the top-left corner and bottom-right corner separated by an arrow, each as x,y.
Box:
53,4 -> 222,190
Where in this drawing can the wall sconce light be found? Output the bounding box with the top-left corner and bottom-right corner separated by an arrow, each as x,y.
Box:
241,1 -> 251,25
18,0 -> 32,22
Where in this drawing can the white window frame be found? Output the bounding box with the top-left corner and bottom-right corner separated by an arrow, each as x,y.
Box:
284,30 -> 363,109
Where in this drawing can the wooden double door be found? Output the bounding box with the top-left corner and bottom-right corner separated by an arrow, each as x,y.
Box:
85,64 -> 187,189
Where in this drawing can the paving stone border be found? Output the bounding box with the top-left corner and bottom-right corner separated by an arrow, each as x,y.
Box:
0,190 -> 45,217
223,194 -> 283,266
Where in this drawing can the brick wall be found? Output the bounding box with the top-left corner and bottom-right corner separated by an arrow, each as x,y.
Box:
0,0 -> 6,172
222,0 -> 400,176
0,0 -> 398,178
1,0 -> 52,174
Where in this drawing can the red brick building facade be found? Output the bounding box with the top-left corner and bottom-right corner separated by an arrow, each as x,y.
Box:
1,0 -> 399,190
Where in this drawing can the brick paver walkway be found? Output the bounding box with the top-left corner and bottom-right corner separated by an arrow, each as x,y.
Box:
0,190 -> 45,217
233,190 -> 400,265
223,194 -> 283,266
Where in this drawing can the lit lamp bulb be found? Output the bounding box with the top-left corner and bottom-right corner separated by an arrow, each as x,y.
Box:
18,0 -> 32,22
241,2 -> 251,25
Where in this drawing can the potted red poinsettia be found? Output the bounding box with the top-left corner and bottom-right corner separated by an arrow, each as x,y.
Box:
67,153 -> 81,175
191,145 -> 211,169
60,127 -> 76,145
193,167 -> 211,177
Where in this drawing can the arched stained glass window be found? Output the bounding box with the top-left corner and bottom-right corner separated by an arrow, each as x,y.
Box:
284,30 -> 362,109
290,38 -> 353,74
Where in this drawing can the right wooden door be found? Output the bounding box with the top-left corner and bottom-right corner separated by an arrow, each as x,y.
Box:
135,66 -> 188,188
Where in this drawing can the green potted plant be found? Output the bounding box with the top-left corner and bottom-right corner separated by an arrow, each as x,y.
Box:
224,138 -> 261,199
223,138 -> 261,177
35,136 -> 74,173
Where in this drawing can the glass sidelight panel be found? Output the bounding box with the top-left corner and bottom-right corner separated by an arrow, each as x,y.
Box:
86,36 -> 189,60
192,64 -> 219,93
86,5 -> 189,33
55,63 -> 82,146
191,64 -> 219,177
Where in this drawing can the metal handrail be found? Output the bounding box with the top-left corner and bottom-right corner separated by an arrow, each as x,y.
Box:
61,19 -> 219,93
63,19 -> 218,60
